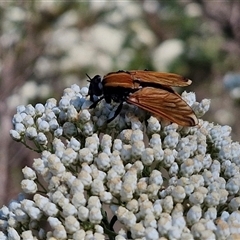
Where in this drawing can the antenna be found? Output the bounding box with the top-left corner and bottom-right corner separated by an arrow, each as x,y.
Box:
86,73 -> 92,82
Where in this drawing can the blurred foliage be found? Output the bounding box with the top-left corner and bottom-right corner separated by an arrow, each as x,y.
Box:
1,0 -> 240,203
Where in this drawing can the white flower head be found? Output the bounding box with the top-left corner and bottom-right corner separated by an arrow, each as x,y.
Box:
8,79 -> 240,239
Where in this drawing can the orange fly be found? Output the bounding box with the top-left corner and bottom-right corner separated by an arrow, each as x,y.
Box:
87,70 -> 198,126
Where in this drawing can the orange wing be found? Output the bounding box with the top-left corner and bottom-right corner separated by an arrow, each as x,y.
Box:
103,70 -> 192,88
127,87 -> 198,126
103,72 -> 134,88
129,70 -> 192,87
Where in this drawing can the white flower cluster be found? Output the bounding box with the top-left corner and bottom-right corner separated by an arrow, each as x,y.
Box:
2,83 -> 240,239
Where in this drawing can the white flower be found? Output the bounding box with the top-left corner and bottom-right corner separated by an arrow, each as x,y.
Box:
130,129 -> 144,143
22,115 -> 34,127
78,109 -> 91,123
157,213 -> 172,235
85,135 -> 99,155
176,146 -> 191,162
169,162 -> 179,176
54,127 -> 63,137
32,157 -> 46,174
163,131 -> 179,149
78,170 -> 92,188
193,99 -> 211,117
72,192 -> 86,208
69,178 -> 84,195
189,191 -> 204,205
72,229 -> 86,240
180,158 -> 195,177
14,209 -> 28,224
215,218 -> 230,239
144,213 -> 157,228
107,176 -> 122,195
119,129 -> 132,143
78,148 -> 93,163
65,215 -> 80,233
8,227 -> 21,240
21,200 -> 42,220
112,139 -> 122,152
138,195 -> 154,217
15,123 -> 25,134
25,127 -> 38,139
99,191 -> 112,203
67,105 -> 78,121
62,122 -> 78,137
49,119 -> 59,131
87,196 -> 101,209
162,196 -> 174,213
89,207 -> 102,224
25,104 -> 36,116
33,194 -> 49,209
95,152 -> 111,171
147,116 -> 161,134
16,105 -> 26,114
90,179 -> 105,196
82,121 -> 94,136
80,86 -> 88,96
141,148 -> 154,166
21,179 -> 37,194
172,186 -> 186,203
22,166 -> 36,180
47,154 -> 66,176
187,205 -> 202,225
43,202 -> 58,217
120,144 -> 132,161
9,130 -> 21,141
131,140 -> 145,159
167,226 -> 182,240
100,134 -> 112,149
153,200 -> 162,218
181,91 -> 196,106
149,170 -> 163,185
172,215 -> 186,231
45,98 -> 57,109
145,227 -> 159,240
78,206 -> 89,222
36,132 -> 48,145
205,192 -> 221,207
35,103 -> 45,116
204,207 -> 217,220
12,113 -> 23,124
62,148 -> 78,165
21,230 -> 36,240
226,177 -> 240,195
116,206 -> 136,227
165,148 -> 177,165
37,120 -> 50,132
59,97 -> 71,111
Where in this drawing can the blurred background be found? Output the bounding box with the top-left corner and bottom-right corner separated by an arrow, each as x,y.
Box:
1,1 -> 240,205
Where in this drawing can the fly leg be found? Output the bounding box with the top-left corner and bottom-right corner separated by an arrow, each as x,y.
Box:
107,101 -> 123,123
89,96 -> 104,109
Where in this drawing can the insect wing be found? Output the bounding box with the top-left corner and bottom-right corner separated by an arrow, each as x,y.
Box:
127,87 -> 198,126
129,70 -> 192,87
103,72 -> 134,88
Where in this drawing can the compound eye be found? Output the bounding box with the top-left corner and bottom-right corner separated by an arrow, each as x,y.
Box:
98,82 -> 103,91
93,75 -> 102,84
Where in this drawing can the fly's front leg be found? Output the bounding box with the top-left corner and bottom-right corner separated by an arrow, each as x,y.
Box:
107,101 -> 123,123
89,96 -> 104,109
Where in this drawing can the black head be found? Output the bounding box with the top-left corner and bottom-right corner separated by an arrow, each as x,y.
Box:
86,74 -> 103,102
